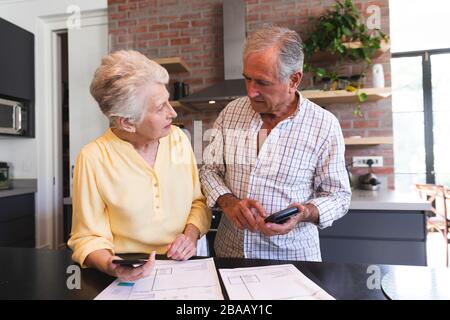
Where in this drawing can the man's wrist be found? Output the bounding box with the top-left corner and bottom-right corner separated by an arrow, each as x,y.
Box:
216,193 -> 239,210
303,203 -> 319,225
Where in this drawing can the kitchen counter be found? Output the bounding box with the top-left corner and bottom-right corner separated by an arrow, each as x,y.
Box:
63,189 -> 431,211
0,179 -> 37,198
350,189 -> 431,211
1,247 -> 449,300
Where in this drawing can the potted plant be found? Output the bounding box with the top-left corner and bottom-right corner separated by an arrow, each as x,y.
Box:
303,0 -> 389,115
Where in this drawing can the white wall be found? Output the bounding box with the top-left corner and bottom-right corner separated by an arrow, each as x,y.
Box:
0,0 -> 107,248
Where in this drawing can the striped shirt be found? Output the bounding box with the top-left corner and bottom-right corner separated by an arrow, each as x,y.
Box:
199,93 -> 351,261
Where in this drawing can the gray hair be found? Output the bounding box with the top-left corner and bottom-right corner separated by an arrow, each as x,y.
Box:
243,25 -> 304,81
90,50 -> 169,127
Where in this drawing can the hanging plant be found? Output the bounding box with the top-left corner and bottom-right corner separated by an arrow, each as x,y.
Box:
303,0 -> 389,115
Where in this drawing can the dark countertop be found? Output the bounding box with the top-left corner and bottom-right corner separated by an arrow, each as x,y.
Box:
0,179 -> 36,198
1,247 -> 449,300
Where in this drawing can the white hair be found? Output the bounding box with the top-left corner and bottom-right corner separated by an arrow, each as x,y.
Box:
90,50 -> 169,126
243,24 -> 304,81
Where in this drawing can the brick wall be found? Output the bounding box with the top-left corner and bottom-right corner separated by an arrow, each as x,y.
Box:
108,0 -> 394,188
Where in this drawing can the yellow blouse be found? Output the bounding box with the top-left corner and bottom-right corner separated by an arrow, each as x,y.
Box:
68,126 -> 211,267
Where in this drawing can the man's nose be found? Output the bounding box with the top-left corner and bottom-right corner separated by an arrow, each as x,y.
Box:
246,81 -> 259,98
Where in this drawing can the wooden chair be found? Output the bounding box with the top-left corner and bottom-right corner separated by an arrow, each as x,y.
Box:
415,183 -> 450,267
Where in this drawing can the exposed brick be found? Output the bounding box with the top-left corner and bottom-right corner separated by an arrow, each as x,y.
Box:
136,33 -> 158,41
118,20 -> 137,27
171,38 -> 191,46
169,21 -> 190,29
129,25 -> 147,33
353,120 -> 379,129
159,31 -> 179,39
110,12 -> 126,20
149,24 -> 169,31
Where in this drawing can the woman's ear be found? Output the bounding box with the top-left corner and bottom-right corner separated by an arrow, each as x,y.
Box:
290,71 -> 303,92
117,117 -> 136,133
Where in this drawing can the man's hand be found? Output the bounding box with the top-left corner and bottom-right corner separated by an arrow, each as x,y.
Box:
256,203 -> 319,237
166,224 -> 199,261
217,194 -> 267,232
107,251 -> 156,282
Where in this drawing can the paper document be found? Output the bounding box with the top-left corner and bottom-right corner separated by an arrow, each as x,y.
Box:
95,258 -> 224,300
219,264 -> 334,300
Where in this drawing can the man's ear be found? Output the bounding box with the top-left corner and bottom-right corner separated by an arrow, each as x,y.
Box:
290,71 -> 303,92
117,117 -> 136,133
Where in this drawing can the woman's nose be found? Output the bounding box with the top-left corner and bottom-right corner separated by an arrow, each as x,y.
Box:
168,103 -> 177,118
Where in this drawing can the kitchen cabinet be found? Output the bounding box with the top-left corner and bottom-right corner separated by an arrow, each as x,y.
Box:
0,18 -> 34,102
319,190 -> 430,266
319,209 -> 427,266
0,193 -> 35,247
0,18 -> 35,137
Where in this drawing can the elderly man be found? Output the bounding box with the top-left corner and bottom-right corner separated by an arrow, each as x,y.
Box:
200,25 -> 351,261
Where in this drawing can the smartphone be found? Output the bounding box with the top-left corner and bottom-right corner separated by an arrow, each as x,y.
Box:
264,207 -> 299,224
112,259 -> 148,268
112,253 -> 150,267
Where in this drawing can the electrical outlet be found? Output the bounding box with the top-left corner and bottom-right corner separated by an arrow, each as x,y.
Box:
352,156 -> 383,167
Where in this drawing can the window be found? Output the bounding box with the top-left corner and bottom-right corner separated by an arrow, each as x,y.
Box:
390,0 -> 450,189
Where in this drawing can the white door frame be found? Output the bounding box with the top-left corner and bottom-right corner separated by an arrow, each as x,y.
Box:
36,9 -> 107,249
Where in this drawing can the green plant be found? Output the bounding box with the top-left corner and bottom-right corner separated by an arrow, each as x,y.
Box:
303,0 -> 388,115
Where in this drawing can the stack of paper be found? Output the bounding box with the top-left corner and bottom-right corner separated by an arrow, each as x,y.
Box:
219,264 -> 334,300
94,259 -> 334,300
95,258 -> 223,300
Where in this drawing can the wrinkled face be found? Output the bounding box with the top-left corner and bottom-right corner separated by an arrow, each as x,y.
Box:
243,46 -> 294,114
134,83 -> 177,141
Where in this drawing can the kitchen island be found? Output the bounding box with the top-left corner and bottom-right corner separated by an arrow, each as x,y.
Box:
319,189 -> 431,266
1,246 -> 449,300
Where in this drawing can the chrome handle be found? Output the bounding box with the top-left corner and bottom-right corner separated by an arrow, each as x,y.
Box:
14,104 -> 22,131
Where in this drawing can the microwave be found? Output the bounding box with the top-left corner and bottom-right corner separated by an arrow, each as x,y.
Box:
0,97 -> 30,136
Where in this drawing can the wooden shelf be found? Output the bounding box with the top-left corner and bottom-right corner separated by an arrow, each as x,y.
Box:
302,87 -> 391,105
309,39 -> 390,63
344,136 -> 393,145
154,57 -> 189,73
343,39 -> 390,53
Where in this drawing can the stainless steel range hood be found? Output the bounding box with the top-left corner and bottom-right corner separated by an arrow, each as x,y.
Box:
180,0 -> 247,110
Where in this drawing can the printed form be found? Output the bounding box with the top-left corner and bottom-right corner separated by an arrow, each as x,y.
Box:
219,264 -> 335,300
95,258 -> 224,300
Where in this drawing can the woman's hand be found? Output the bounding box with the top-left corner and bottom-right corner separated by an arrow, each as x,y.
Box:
107,251 -> 156,282
167,224 -> 199,261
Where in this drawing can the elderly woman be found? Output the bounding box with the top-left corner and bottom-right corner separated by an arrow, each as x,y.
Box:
68,50 -> 211,281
